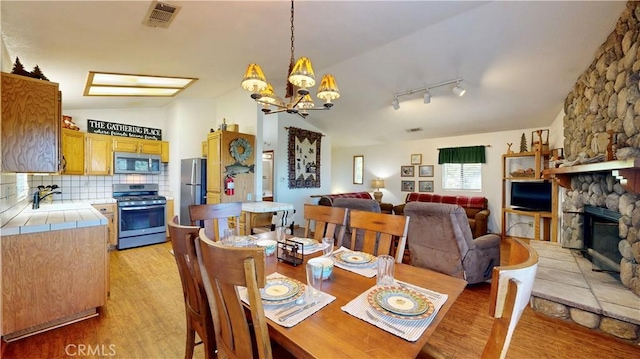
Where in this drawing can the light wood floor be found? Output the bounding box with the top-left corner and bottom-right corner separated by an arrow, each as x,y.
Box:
3,240 -> 640,359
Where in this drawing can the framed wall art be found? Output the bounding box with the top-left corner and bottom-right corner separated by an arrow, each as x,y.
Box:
401,180 -> 415,192
401,165 -> 414,177
419,165 -> 434,177
353,155 -> 364,184
287,127 -> 322,188
411,154 -> 422,165
419,180 -> 434,192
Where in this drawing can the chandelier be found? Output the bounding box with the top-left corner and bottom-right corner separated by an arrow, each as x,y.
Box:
240,0 -> 340,118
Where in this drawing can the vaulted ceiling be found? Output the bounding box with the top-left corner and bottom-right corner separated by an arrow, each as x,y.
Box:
1,1 -> 627,148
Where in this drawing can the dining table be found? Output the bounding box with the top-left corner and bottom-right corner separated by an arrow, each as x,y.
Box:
252,231 -> 468,359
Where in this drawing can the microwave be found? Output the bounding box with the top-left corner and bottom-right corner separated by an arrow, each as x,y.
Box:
114,152 -> 161,174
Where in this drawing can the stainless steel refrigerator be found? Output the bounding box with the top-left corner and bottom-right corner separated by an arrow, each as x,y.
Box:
180,158 -> 207,226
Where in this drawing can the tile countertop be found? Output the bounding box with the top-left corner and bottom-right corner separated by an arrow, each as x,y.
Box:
0,200 -> 110,236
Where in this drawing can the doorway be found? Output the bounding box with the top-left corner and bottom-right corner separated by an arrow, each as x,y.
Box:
262,151 -> 274,201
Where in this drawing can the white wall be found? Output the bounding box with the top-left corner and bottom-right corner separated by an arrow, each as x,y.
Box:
332,126 -> 555,235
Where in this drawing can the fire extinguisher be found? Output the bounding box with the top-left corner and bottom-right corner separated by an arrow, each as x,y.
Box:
225,175 -> 235,196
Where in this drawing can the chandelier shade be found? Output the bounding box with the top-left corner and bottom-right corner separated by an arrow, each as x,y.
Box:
317,74 -> 340,102
288,57 -> 316,88
240,0 -> 339,118
241,64 -> 267,93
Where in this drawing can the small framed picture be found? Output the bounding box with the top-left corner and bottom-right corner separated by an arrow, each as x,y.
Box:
400,166 -> 414,177
419,165 -> 434,177
401,180 -> 415,192
419,180 -> 434,192
353,155 -> 364,184
411,154 -> 422,165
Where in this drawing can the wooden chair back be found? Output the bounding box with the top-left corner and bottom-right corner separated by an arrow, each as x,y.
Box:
167,216 -> 216,359
348,210 -> 410,263
189,202 -> 242,241
303,204 -> 347,245
482,238 -> 539,359
196,228 -> 272,359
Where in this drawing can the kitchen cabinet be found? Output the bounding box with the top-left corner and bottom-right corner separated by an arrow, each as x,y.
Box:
113,138 -> 162,155
86,133 -> 113,175
2,226 -> 107,337
206,130 -> 256,204
161,141 -> 169,163
501,147 -> 558,242
166,198 -> 174,237
61,129 -> 85,175
1,72 -> 60,173
201,141 -> 208,157
92,203 -> 118,248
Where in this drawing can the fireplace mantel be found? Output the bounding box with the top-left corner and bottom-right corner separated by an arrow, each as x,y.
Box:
543,158 -> 640,194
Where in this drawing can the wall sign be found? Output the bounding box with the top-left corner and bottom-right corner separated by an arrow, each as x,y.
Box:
87,119 -> 162,140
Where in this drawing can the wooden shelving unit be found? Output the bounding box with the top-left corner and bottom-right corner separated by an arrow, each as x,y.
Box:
502,147 -> 558,242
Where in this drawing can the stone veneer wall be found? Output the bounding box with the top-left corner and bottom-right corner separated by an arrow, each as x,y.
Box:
562,1 -> 640,297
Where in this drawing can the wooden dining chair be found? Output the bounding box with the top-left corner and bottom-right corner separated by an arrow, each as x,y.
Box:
347,209 -> 410,263
302,204 -> 347,245
419,238 -> 539,359
189,202 -> 242,241
167,216 -> 216,359
195,228 -> 273,359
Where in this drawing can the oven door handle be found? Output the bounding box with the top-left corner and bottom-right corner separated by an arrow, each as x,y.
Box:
120,205 -> 166,211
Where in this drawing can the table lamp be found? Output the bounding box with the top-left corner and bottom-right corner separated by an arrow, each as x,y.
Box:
371,179 -> 385,203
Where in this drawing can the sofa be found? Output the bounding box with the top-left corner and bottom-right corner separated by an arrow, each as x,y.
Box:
318,191 -> 393,214
404,202 -> 500,284
393,193 -> 490,238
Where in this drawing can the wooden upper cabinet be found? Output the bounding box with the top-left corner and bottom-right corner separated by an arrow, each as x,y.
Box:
139,139 -> 162,155
86,133 -> 112,175
112,137 -> 163,155
161,141 -> 169,162
112,138 -> 139,153
1,72 -> 60,173
61,129 -> 85,175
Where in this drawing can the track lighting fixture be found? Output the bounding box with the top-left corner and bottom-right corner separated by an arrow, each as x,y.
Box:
423,91 -> 431,104
392,97 -> 400,110
453,81 -> 466,97
391,78 -> 464,110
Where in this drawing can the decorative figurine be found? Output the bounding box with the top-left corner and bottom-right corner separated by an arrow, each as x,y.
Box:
507,143 -> 514,154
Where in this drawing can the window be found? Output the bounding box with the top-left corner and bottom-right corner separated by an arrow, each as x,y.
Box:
442,163 -> 482,191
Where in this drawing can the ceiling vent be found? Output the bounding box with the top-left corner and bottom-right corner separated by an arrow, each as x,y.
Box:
142,1 -> 181,29
406,127 -> 424,133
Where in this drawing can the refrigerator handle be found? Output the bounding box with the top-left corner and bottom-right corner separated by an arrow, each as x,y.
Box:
191,184 -> 197,207
191,160 -> 197,185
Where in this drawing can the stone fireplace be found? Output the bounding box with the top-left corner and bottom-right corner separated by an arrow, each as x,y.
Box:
530,1 -> 640,343
562,173 -> 640,296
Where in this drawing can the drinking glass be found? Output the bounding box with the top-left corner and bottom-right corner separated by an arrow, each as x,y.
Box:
305,262 -> 324,301
275,226 -> 286,243
376,255 -> 395,287
322,237 -> 334,257
222,228 -> 237,246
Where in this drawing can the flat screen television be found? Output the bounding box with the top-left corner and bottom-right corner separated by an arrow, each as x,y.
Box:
510,181 -> 552,212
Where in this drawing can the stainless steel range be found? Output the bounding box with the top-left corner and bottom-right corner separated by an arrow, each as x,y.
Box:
113,183 -> 167,250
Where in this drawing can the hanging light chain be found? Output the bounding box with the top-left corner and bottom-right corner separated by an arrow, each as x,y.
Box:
285,0 -> 296,99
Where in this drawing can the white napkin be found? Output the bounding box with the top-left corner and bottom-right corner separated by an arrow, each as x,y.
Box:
341,282 -> 448,342
288,237 -> 326,255
239,272 -> 336,328
332,247 -> 377,278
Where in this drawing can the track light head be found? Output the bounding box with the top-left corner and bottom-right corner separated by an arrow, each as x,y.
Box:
453,82 -> 466,97
423,91 -> 431,104
392,98 -> 400,110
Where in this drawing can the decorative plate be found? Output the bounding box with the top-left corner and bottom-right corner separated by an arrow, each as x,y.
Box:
290,237 -> 319,249
334,251 -> 376,266
261,278 -> 301,301
367,286 -> 434,320
261,281 -> 306,306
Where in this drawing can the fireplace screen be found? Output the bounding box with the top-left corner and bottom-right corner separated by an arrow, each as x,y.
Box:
583,206 -> 622,274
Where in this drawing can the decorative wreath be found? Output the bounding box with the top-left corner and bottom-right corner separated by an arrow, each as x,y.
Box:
230,138 -> 253,163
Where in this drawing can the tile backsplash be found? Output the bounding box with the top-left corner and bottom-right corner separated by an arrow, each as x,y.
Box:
29,164 -> 171,200
1,164 -> 171,227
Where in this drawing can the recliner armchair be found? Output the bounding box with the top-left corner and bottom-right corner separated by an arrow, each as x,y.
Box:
404,202 -> 500,284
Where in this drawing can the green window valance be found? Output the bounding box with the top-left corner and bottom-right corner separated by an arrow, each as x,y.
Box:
438,145 -> 486,164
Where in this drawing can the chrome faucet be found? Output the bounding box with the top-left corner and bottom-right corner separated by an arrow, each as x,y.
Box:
32,190 -> 62,209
